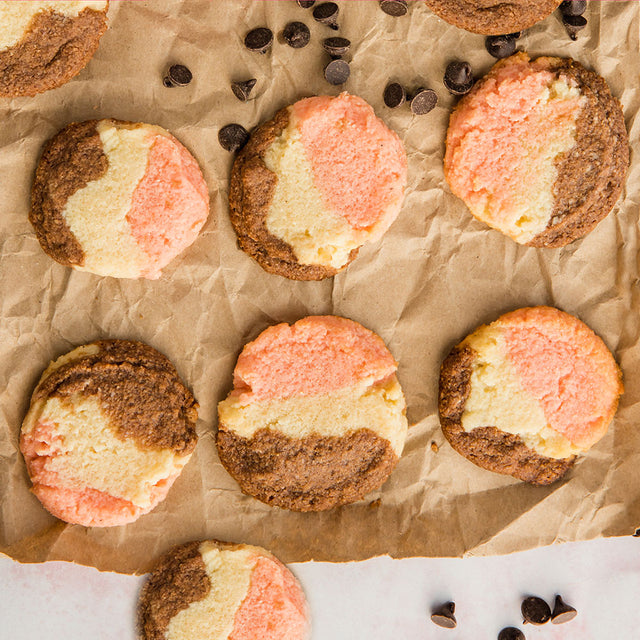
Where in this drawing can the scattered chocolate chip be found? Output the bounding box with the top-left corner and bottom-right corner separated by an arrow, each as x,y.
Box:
324,58 -> 350,85
551,595 -> 578,624
163,64 -> 192,87
498,627 -> 525,640
521,596 -> 551,625
485,35 -> 517,59
507,31 -> 522,39
444,61 -> 474,95
282,21 -> 311,48
563,14 -> 587,40
560,0 -> 587,16
323,36 -> 351,57
383,82 -> 405,108
431,441 -> 439,453
244,27 -> 273,53
231,79 -> 257,102
380,0 -> 408,17
313,2 -> 339,30
411,88 -> 438,115
218,124 -> 250,153
431,602 -> 457,629
297,0 -> 315,7
633,528 -> 640,537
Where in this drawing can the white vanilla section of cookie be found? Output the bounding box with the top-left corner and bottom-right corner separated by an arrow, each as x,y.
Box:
22,394 -> 187,507
166,543 -> 255,640
461,328 -> 582,459
263,116 -> 372,269
219,376 -> 407,456
61,121 -> 153,279
0,2 -> 108,51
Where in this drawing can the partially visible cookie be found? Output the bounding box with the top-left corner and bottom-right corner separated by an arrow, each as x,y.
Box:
30,119 -> 210,279
444,53 -> 628,247
138,540 -> 310,640
0,1 -> 109,97
424,0 -> 561,35
229,92 -> 407,280
217,315 -> 408,511
20,340 -> 198,527
439,307 -> 623,485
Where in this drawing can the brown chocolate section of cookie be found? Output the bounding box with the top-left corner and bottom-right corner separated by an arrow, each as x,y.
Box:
138,541 -> 210,640
228,106 -> 358,281
438,344 -> 575,485
34,340 -> 198,456
424,0 -> 561,35
30,120 -> 107,267
217,427 -> 398,511
530,57 -> 629,248
0,6 -> 108,97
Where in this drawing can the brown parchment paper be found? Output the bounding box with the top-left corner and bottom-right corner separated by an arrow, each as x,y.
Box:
1,0 -> 639,575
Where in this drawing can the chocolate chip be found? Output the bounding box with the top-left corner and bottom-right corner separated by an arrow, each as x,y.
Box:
410,88 -> 438,115
383,82 -> 405,108
507,31 -> 522,39
498,627 -> 525,640
231,79 -> 257,102
633,528 -> 640,537
551,595 -> 577,624
297,0 -> 315,7
380,0 -> 408,17
431,602 -> 456,629
244,27 -> 273,53
163,64 -> 192,87
313,2 -> 339,30
324,59 -> 350,85
521,596 -> 551,625
563,14 -> 587,40
444,61 -> 474,95
218,124 -> 250,153
560,0 -> 587,16
323,36 -> 351,57
282,22 -> 311,48
485,35 -> 517,59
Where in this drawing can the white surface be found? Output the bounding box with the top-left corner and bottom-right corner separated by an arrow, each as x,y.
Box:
1,537 -> 639,639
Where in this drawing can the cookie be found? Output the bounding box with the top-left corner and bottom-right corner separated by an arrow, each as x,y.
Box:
30,119 -> 210,279
138,540 -> 310,640
20,340 -> 198,527
444,53 -> 628,247
217,316 -> 408,511
0,1 -> 109,97
438,307 -> 623,485
229,92 -> 407,280
424,0 -> 561,35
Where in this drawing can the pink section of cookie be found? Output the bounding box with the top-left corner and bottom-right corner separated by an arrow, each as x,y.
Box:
230,555 -> 309,640
293,93 -> 407,231
502,307 -> 622,450
232,316 -> 397,403
20,422 -> 175,527
127,133 -> 209,279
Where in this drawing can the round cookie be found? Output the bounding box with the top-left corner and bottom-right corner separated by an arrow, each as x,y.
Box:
20,340 -> 198,527
444,53 -> 628,248
424,0 -> 561,35
30,119 -> 210,279
0,2 -> 109,97
229,92 -> 407,280
438,307 -> 623,485
217,316 -> 408,511
138,540 -> 310,640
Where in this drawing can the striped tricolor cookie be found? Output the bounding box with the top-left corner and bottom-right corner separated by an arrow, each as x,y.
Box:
138,540 -> 310,640
30,119 -> 209,279
445,53 -> 628,247
439,307 -> 623,485
217,316 -> 408,511
0,1 -> 109,97
20,340 -> 198,527
424,0 -> 561,35
229,92 -> 407,280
